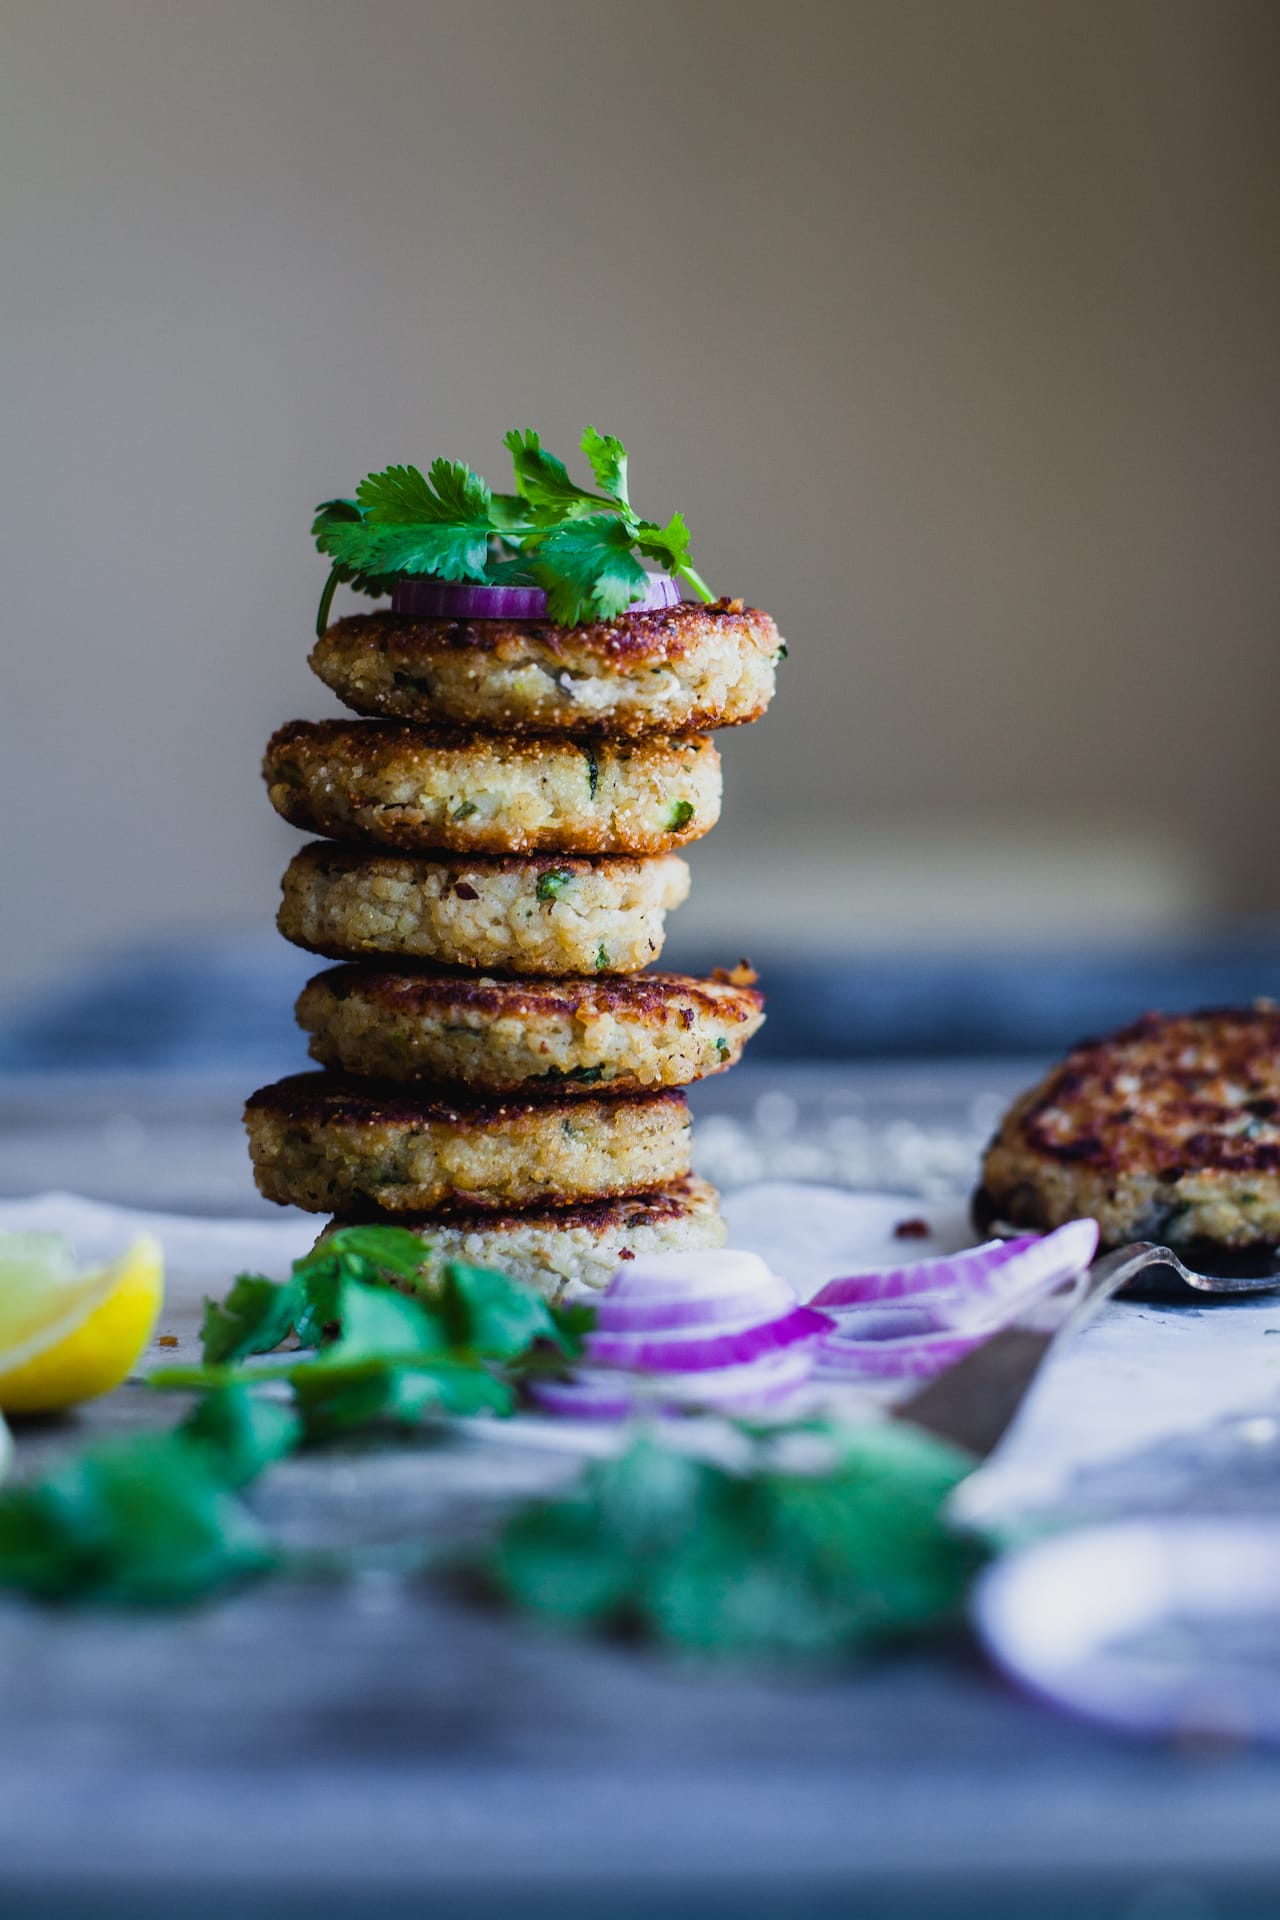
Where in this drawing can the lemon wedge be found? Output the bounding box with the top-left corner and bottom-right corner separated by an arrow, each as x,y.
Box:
0,1231 -> 165,1414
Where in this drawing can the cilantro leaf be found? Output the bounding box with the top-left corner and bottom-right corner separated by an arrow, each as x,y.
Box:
294,1357 -> 512,1439
287,1224 -> 434,1348
314,1278 -> 444,1368
484,1425 -> 985,1661
533,515 -> 649,624
581,426 -> 629,506
503,430 -> 597,518
201,1273 -> 302,1365
636,510 -> 692,576
357,459 -> 492,529
435,1262 -> 566,1361
181,1385 -> 302,1488
0,1434 -> 274,1605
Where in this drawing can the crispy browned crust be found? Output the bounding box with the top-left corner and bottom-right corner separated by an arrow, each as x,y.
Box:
262,721 -> 718,856
975,1004 -> 1280,1249
308,600 -> 780,737
1001,1007 -> 1280,1177
245,1071 -> 689,1129
315,599 -> 776,669
301,964 -> 765,1027
328,1177 -> 715,1235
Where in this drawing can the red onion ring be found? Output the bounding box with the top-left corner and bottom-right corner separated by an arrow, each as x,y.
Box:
584,1304 -> 831,1374
532,1250 -> 824,1421
530,1348 -> 816,1422
390,572 -> 682,621
812,1219 -> 1099,1382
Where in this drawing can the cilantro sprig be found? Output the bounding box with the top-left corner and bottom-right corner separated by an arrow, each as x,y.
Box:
484,1424 -> 986,1661
0,1227 -> 988,1655
312,427 -> 713,634
0,1228 -> 582,1605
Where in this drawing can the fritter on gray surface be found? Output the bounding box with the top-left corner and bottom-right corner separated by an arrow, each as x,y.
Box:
316,1177 -> 725,1300
975,1005 -> 1280,1250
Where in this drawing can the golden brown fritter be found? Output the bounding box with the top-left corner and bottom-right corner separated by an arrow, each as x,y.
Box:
263,721 -> 720,856
309,601 -> 783,737
315,1177 -> 726,1299
276,842 -> 690,974
296,963 -> 765,1091
244,1072 -> 692,1215
975,1005 -> 1280,1249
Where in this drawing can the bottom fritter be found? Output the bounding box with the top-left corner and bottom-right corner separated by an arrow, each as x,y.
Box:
244,1072 -> 692,1214
976,1004 -> 1280,1250
317,1178 -> 726,1301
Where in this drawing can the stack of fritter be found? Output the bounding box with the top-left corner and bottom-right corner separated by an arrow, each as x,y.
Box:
245,598 -> 783,1295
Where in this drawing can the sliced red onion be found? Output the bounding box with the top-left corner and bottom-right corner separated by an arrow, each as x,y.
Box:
811,1242 -> 1031,1308
527,1373 -> 636,1421
812,1218 -> 1099,1382
530,1348 -> 815,1422
390,572 -> 682,621
585,1304 -> 831,1374
532,1249 -> 823,1421
593,1250 -> 795,1334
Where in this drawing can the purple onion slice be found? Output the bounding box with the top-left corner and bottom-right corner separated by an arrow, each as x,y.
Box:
390,572 -> 682,622
593,1250 -> 794,1334
585,1303 -> 832,1375
812,1218 -> 1099,1382
532,1248 -> 822,1421
530,1347 -> 816,1422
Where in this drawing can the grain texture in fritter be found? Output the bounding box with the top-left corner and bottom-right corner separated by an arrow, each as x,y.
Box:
245,1073 -> 692,1214
316,1178 -> 726,1299
263,721 -> 720,855
975,1005 -> 1280,1249
309,601 -> 783,737
277,843 -> 689,974
296,964 -> 765,1091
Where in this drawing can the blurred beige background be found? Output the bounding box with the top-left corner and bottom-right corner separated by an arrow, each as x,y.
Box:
3,0 -> 1279,998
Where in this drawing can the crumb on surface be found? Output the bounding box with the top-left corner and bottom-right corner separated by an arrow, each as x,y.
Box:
894,1217 -> 932,1239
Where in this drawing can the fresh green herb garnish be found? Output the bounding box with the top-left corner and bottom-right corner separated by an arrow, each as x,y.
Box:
199,1224 -> 435,1363
0,1231 -> 586,1607
0,1432 -> 276,1605
0,1228 -> 988,1655
312,427 -> 712,635
595,943 -> 610,972
484,1424 -> 985,1660
535,868 -> 574,903
667,799 -> 695,832
181,1384 -> 302,1488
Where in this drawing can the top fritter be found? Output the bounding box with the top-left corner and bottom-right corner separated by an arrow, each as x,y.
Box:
975,1005 -> 1280,1250
309,600 -> 783,738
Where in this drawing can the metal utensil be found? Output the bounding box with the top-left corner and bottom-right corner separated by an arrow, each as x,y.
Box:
893,1244 -> 1171,1457
1102,1238 -> 1280,1301
986,1217 -> 1280,1302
